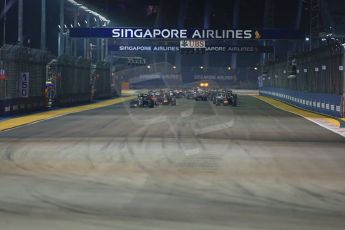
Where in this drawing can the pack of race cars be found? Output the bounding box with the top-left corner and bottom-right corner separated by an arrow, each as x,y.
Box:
129,88 -> 238,108
130,90 -> 176,108
184,88 -> 238,106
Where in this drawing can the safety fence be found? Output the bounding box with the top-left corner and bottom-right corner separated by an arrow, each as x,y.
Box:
49,56 -> 92,106
92,62 -> 112,100
1,45 -> 122,116
260,87 -> 344,117
0,45 -> 54,115
261,43 -> 345,95
260,43 -> 345,118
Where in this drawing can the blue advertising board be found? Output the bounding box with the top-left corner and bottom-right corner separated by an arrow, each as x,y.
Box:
260,87 -> 344,118
108,44 -> 274,53
70,28 -> 304,40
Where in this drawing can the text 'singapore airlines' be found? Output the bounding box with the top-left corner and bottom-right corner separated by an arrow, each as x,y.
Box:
111,29 -> 253,39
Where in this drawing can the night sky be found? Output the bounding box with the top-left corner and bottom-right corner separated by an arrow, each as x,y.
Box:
79,0 -> 300,28
1,0 -> 342,67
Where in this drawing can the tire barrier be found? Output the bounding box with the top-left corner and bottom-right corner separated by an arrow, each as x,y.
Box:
0,45 -> 54,116
260,87 -> 344,118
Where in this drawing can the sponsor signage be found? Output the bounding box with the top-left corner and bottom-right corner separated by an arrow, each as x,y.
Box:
205,45 -> 273,53
130,74 -> 180,83
110,45 -> 179,52
70,28 -> 304,40
180,40 -> 206,48
19,72 -> 29,98
194,75 -> 234,81
109,45 -> 273,53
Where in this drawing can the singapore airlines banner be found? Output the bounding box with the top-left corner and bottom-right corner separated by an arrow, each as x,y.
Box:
108,45 -> 274,53
70,28 -> 304,40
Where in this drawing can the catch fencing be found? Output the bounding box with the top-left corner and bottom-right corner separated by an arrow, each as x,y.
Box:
0,45 -> 54,115
48,56 -> 92,106
92,62 -> 112,100
260,43 -> 345,117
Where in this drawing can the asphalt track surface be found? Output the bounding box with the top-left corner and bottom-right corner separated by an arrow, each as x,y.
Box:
0,96 -> 345,230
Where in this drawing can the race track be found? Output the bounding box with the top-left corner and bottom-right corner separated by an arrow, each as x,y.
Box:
0,96 -> 345,230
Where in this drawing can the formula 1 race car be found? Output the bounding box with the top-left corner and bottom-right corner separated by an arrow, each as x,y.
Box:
129,99 -> 140,108
162,94 -> 177,106
213,91 -> 238,107
171,96 -> 177,105
195,93 -> 208,101
130,94 -> 155,108
224,91 -> 238,106
227,93 -> 238,106
214,93 -> 226,106
186,92 -> 196,100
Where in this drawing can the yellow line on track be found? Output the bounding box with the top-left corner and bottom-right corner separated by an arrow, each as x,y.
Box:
0,96 -> 135,132
253,95 -> 343,127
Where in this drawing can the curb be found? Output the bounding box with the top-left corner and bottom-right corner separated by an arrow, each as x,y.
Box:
253,95 -> 345,128
0,96 -> 135,132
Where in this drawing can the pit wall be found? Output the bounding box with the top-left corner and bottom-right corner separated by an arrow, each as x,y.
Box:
259,87 -> 344,118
